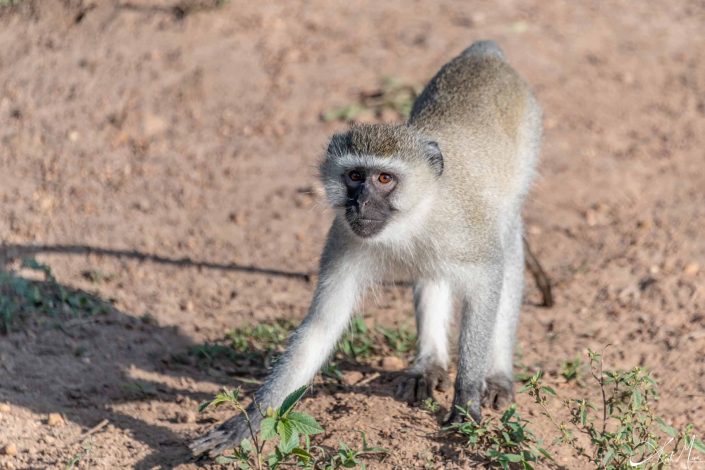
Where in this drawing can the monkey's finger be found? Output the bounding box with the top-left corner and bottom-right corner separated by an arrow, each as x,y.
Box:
416,376 -> 433,402
435,372 -> 451,392
190,414 -> 250,458
468,406 -> 482,423
494,389 -> 514,409
482,388 -> 498,408
395,378 -> 417,403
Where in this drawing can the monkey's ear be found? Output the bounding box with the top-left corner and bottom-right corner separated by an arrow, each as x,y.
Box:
424,141 -> 444,176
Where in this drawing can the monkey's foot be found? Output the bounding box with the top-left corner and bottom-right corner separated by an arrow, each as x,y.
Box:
190,414 -> 251,458
395,364 -> 450,403
482,374 -> 515,409
444,383 -> 482,425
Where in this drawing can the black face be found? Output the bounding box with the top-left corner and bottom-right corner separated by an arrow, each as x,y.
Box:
343,168 -> 397,238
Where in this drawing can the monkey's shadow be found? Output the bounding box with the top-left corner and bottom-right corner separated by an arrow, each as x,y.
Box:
1,243 -> 554,469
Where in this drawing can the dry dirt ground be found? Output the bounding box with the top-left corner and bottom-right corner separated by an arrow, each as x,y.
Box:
1,1 -> 704,468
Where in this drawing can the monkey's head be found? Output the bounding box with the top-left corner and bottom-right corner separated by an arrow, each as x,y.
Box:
320,124 -> 443,240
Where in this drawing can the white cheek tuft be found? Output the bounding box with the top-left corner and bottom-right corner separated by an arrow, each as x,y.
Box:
323,179 -> 347,207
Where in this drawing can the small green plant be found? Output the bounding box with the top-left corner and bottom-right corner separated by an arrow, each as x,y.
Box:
445,404 -> 551,469
338,317 -> 375,360
379,325 -> 417,355
81,269 -> 114,284
321,362 -> 344,382
421,398 -> 440,414
321,432 -> 388,469
190,342 -> 238,363
0,259 -> 111,334
560,356 -> 583,383
187,318 -> 416,379
322,77 -> 420,123
198,386 -> 386,469
65,439 -> 93,470
121,380 -> 158,399
521,350 -> 705,469
228,319 -> 294,354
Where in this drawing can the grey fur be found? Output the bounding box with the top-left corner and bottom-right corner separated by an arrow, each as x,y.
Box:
191,40 -> 542,457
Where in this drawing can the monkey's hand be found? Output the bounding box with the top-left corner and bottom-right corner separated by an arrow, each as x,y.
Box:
190,411 -> 260,458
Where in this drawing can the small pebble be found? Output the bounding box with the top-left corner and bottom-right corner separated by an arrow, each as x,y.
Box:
684,262 -> 700,277
342,371 -> 364,385
47,413 -> 65,427
176,411 -> 195,424
1,443 -> 17,456
380,356 -> 405,371
0,404 -> 10,414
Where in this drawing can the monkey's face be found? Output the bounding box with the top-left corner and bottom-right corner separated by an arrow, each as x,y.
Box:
342,168 -> 397,238
320,124 -> 444,241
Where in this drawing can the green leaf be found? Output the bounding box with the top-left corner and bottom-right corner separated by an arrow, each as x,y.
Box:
290,447 -> 312,461
277,419 -> 297,445
215,455 -> 240,464
656,417 -> 678,438
360,431 -> 387,454
198,388 -> 241,412
537,447 -> 553,460
692,438 -> 705,454
287,411 -> 324,436
632,389 -> 643,408
278,427 -> 299,453
267,450 -> 283,469
540,386 -> 557,397
504,453 -> 523,462
240,438 -> 254,454
579,405 -> 588,426
279,385 -> 308,416
260,417 -> 278,441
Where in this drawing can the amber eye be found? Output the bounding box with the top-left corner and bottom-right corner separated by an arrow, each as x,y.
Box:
378,173 -> 393,184
348,170 -> 363,182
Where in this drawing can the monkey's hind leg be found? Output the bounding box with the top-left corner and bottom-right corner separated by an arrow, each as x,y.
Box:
484,229 -> 524,410
396,279 -> 452,403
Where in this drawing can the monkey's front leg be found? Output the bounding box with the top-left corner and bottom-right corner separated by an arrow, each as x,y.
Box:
190,251 -> 368,458
396,279 -> 453,403
447,264 -> 503,424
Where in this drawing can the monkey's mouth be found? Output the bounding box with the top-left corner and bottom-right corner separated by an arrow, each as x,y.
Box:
345,214 -> 387,238
344,203 -> 391,238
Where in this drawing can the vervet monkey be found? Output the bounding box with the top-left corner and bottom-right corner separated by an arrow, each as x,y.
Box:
192,40 -> 542,457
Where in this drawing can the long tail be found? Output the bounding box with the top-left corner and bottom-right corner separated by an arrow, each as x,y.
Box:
523,236 -> 554,308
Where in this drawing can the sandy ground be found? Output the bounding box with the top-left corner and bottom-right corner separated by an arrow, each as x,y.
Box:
1,0 -> 704,468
